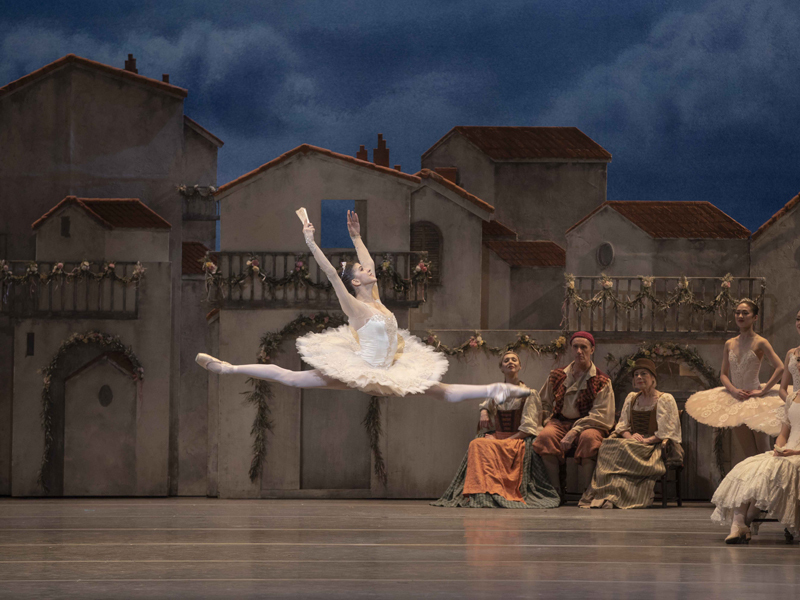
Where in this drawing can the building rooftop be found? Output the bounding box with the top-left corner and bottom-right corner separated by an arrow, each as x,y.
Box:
482,220 -> 517,240
423,126 -> 612,162
0,54 -> 188,100
484,240 -> 566,267
216,144 -> 495,214
752,192 -> 800,240
184,115 -> 224,148
32,197 -> 172,230
567,201 -> 750,239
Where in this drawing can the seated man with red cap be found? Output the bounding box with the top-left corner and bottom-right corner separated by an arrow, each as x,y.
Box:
533,331 -> 615,502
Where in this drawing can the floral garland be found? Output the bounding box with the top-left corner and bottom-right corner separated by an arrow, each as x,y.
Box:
423,331 -> 567,358
1,260 -> 146,287
202,252 -> 432,297
563,272 -> 765,317
38,331 -> 144,493
244,313 -> 348,483
604,342 -> 726,477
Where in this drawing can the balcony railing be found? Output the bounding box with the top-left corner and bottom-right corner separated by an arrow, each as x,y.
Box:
1,261 -> 140,319
563,276 -> 765,338
182,196 -> 219,221
209,251 -> 428,309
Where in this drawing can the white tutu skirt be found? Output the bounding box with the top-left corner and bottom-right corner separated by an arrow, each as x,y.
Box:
296,325 -> 449,397
685,385 -> 787,436
711,451 -> 800,535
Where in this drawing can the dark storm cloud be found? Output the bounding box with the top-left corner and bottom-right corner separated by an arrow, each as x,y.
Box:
1,0 -> 797,230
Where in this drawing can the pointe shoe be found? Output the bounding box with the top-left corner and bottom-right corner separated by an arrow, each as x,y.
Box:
490,383 -> 530,406
724,526 -> 751,545
195,353 -> 234,374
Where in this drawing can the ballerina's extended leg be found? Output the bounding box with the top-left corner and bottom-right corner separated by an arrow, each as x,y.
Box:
196,354 -> 349,389
426,382 -> 530,404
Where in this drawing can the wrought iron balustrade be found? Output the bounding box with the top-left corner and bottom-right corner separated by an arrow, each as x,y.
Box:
1,261 -> 140,319
563,276 -> 766,338
208,250 -> 429,309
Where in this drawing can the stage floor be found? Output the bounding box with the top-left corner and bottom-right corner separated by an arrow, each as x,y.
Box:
0,498 -> 797,599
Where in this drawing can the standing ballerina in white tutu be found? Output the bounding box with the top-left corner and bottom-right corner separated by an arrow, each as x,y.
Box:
196,209 -> 530,405
711,309 -> 800,543
685,300 -> 785,458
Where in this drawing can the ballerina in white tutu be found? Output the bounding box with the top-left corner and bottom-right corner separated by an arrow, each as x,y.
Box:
196,209 -> 530,405
685,300 -> 785,457
711,309 -> 800,543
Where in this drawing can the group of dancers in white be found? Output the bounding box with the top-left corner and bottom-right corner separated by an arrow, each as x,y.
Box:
196,210 -> 800,545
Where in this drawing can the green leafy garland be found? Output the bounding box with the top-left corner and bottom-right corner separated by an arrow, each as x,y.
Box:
38,331 -> 144,492
423,331 -> 567,357
202,252 -> 432,296
362,396 -> 387,485
1,260 -> 146,287
564,272 -> 765,316
604,342 -> 726,477
245,312 -> 348,483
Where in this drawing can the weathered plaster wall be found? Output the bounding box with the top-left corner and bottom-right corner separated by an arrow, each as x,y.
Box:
421,134 -> 496,204
10,261 -> 172,496
35,208 -> 106,262
409,186 -> 485,329
508,266 -> 564,330
494,162 -> 607,244
218,153 -> 414,253
481,247 -> 511,329
752,206 -> 800,357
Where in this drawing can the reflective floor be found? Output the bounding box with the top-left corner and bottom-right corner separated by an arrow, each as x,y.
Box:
0,498 -> 797,599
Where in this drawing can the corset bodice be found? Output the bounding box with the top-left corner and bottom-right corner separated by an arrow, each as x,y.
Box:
354,312 -> 398,369
729,349 -> 762,390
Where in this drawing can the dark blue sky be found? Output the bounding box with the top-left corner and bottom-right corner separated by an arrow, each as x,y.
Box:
2,0 -> 798,233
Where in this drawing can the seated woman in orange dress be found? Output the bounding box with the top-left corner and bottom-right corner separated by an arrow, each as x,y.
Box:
432,351 -> 560,509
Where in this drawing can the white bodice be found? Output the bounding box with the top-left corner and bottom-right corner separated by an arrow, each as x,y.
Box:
729,349 -> 762,390
353,313 -> 398,369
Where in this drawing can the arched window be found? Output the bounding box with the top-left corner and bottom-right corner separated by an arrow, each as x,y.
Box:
410,221 -> 442,284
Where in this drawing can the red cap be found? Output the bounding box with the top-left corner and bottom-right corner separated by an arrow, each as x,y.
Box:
570,331 -> 595,347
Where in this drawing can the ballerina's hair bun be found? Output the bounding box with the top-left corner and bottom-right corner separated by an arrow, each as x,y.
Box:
737,298 -> 759,316
340,261 -> 357,295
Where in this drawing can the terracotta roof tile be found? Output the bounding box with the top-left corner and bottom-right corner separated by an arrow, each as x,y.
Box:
32,197 -> 171,230
433,167 -> 458,183
217,144 -> 420,195
482,220 -> 517,240
484,240 -> 566,267
183,242 -> 214,275
423,126 -> 612,161
184,115 -> 224,148
0,54 -> 187,100
416,169 -> 494,214
566,201 -> 750,239
753,192 -> 800,240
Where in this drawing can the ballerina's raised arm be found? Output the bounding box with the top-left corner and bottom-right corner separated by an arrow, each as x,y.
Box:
302,220 -> 372,323
346,210 -> 380,303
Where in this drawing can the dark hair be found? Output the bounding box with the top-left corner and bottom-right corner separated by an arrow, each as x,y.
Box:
340,261 -> 357,296
498,350 -> 520,369
737,299 -> 759,316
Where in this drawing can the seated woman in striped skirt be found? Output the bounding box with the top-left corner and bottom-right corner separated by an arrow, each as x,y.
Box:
579,358 -> 682,509
432,351 -> 560,509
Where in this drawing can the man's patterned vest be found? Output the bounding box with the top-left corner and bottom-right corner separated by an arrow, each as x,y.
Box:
548,367 -> 610,419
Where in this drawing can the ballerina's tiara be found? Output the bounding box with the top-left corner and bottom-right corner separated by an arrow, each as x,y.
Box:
340,261 -> 347,276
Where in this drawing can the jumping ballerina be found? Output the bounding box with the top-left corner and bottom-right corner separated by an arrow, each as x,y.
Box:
685,299 -> 785,458
196,209 -> 530,405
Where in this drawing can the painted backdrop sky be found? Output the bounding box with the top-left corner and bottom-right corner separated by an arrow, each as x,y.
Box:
2,0 -> 798,233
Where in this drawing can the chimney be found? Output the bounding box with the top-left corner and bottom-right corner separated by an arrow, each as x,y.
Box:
356,145 -> 368,161
394,165 -> 401,171
373,134 -> 390,168
162,74 -> 170,83
124,54 -> 138,74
